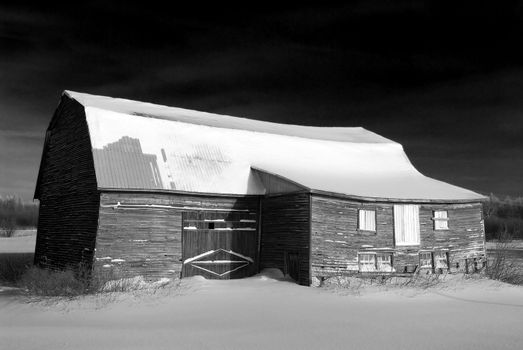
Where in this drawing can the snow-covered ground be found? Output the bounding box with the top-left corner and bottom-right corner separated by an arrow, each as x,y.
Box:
1,233 -> 522,349
0,230 -> 36,254
1,270 -> 522,350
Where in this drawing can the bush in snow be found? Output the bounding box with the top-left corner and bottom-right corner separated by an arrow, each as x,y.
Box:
487,229 -> 523,285
0,253 -> 33,283
17,263 -> 173,297
18,266 -> 88,297
0,217 -> 16,237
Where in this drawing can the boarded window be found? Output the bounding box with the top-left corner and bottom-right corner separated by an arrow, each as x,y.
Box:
433,210 -> 449,230
358,209 -> 376,232
419,251 -> 433,269
434,251 -> 449,269
376,253 -> 393,272
358,254 -> 376,272
393,204 -> 420,245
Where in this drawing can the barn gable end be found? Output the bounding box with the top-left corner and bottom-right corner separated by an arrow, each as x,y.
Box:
34,95 -> 100,271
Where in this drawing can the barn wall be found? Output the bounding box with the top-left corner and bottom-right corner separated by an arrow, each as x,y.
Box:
260,192 -> 311,285
96,191 -> 259,280
311,194 -> 485,279
34,96 -> 100,271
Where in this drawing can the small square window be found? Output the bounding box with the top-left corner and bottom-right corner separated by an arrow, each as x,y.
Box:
358,253 -> 376,272
376,253 -> 393,272
419,251 -> 433,269
358,209 -> 376,232
434,251 -> 448,269
433,210 -> 449,230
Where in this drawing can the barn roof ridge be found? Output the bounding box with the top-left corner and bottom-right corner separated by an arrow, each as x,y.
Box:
64,90 -> 396,144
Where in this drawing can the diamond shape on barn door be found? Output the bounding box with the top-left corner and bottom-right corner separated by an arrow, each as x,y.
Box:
184,249 -> 254,277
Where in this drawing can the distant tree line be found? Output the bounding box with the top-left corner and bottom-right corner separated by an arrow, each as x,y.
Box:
484,194 -> 523,240
0,196 -> 39,235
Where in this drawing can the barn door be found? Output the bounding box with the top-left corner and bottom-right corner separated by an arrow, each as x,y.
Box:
181,211 -> 258,279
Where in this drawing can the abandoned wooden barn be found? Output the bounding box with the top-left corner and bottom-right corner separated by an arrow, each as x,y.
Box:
34,91 -> 487,285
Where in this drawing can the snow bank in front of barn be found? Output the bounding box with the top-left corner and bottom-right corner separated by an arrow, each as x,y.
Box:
3,271 -> 523,350
99,276 -> 171,293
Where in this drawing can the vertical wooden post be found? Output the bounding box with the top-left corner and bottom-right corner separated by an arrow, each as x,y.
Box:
257,197 -> 262,273
308,193 -> 312,286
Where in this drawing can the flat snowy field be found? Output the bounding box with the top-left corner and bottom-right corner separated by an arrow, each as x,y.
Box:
0,230 -> 36,253
1,270 -> 523,350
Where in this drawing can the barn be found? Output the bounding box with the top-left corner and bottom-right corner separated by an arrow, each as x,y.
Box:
34,91 -> 487,285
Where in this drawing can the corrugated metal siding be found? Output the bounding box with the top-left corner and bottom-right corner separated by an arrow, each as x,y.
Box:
92,136 -> 163,189
86,108 -> 266,194
166,141 -> 231,192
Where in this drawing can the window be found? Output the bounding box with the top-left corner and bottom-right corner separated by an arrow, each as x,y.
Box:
358,209 -> 376,232
358,253 -> 393,272
393,204 -> 420,245
358,254 -> 376,272
434,251 -> 449,269
419,251 -> 433,269
433,210 -> 449,230
376,253 -> 393,272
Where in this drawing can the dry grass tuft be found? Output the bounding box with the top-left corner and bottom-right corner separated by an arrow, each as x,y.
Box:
487,230 -> 523,285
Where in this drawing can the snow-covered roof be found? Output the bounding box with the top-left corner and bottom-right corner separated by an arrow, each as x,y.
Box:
65,90 -> 486,202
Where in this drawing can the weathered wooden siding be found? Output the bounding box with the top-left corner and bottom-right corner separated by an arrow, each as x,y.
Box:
181,211 -> 258,279
260,192 -> 311,285
311,194 -> 485,279
34,95 -> 100,271
96,191 -> 259,280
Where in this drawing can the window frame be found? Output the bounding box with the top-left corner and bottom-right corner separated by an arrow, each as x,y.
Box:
376,252 -> 393,272
393,204 -> 420,246
433,210 -> 449,230
358,253 -> 377,272
357,208 -> 377,233
358,252 -> 394,272
434,251 -> 449,269
419,251 -> 434,269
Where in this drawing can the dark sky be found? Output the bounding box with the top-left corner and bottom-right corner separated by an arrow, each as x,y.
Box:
1,1 -> 522,201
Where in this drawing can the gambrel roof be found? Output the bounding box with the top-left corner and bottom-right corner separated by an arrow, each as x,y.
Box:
58,90 -> 486,202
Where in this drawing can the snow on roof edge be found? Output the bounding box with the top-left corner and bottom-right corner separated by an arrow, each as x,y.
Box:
252,166 -> 488,203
